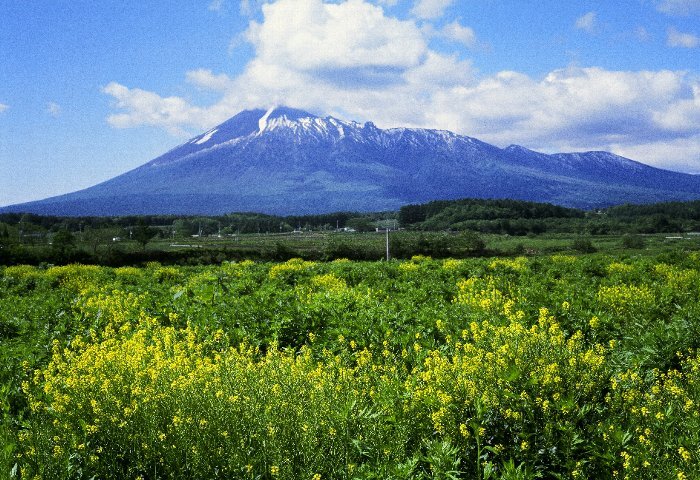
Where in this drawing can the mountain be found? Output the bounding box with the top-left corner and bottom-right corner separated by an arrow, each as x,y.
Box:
4,106 -> 700,216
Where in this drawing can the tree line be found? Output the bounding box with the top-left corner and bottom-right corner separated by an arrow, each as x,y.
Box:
2,197 -> 700,266
399,198 -> 700,235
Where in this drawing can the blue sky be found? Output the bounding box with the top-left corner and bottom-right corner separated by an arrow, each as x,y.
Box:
1,0 -> 700,206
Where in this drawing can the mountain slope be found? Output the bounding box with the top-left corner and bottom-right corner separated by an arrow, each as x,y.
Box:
5,106 -> 700,215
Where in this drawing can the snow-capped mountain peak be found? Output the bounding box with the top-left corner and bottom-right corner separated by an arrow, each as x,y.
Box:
252,106 -> 363,143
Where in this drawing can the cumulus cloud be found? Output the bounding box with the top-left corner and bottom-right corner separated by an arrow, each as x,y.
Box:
102,0 -> 700,173
0,103 -> 8,113
656,0 -> 700,15
667,27 -> 699,47
575,12 -> 597,33
410,0 -> 454,19
247,0 -> 426,72
431,68 -> 695,147
613,135 -> 700,172
440,21 -> 477,48
102,82 -> 208,136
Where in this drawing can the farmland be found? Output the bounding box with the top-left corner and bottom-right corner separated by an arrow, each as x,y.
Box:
2,248 -> 700,479
5,197 -> 700,266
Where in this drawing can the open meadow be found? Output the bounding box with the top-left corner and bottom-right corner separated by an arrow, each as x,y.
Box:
2,249 -> 700,479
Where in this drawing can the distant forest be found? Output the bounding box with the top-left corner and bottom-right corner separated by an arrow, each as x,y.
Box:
2,198 -> 700,240
398,198 -> 700,235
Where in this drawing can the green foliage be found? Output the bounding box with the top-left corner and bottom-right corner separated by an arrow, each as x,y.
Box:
346,217 -> 377,232
571,237 -> 597,253
132,221 -> 158,251
50,228 -> 75,255
398,198 -> 584,233
621,234 -> 645,249
2,252 -> 700,478
4,197 -> 700,267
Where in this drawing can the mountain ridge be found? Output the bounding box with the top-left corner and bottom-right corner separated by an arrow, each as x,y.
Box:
4,106 -> 700,216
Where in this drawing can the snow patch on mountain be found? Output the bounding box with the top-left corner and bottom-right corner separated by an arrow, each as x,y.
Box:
552,151 -> 649,172
195,128 -> 218,145
258,106 -> 276,133
328,118 -> 345,138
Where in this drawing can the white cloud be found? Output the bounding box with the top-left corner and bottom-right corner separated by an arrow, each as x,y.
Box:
403,51 -> 472,88
0,103 -> 8,113
460,68 -> 687,139
410,0 -> 454,19
441,21 -> 477,48
102,0 -> 700,173
652,83 -> 700,131
613,135 -> 700,172
186,69 -> 235,91
656,0 -> 700,16
46,102 -> 61,117
102,82 -> 208,136
667,27 -> 699,47
575,12 -> 597,33
247,0 -> 426,72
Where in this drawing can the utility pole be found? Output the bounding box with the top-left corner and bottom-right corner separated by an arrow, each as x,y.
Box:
386,227 -> 390,261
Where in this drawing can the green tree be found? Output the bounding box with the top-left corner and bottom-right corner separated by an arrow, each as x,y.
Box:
81,226 -> 119,255
621,234 -> 645,249
0,223 -> 10,246
456,231 -> 486,255
133,222 -> 158,251
346,217 -> 375,232
172,219 -> 194,238
571,237 -> 596,253
51,229 -> 76,256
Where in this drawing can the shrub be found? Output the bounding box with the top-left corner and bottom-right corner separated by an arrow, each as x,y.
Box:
621,234 -> 645,249
571,238 -> 596,253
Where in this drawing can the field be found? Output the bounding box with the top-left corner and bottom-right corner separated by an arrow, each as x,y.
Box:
7,228 -> 699,266
149,231 -> 697,258
2,249 -> 700,479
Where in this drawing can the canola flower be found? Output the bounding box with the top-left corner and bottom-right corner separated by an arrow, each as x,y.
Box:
596,284 -> 655,317
269,258 -> 317,280
410,309 -> 608,474
488,256 -> 528,273
21,318 -> 409,479
19,309 -> 616,479
454,275 -> 511,315
6,255 -> 700,479
606,352 -> 700,478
